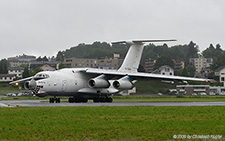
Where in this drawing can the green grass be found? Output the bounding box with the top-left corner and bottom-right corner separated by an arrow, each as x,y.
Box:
0,106 -> 225,140
135,80 -> 176,94
0,82 -> 22,95
113,95 -> 225,102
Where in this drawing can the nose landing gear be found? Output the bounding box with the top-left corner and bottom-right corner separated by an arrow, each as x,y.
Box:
49,97 -> 60,103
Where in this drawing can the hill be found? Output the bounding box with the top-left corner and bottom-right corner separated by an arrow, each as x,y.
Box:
59,41 -> 200,68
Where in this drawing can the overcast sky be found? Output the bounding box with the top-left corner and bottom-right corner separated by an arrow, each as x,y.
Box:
0,0 -> 224,59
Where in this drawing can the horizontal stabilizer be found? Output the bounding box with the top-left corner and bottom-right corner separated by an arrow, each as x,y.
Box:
112,39 -> 176,44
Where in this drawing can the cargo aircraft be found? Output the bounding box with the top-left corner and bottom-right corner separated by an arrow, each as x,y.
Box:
10,39 -> 209,103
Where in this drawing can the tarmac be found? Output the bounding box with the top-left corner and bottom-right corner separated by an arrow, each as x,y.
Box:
1,99 -> 225,107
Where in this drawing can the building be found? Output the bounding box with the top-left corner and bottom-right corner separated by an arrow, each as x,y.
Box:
177,85 -> 210,95
97,56 -> 123,70
144,58 -> 156,73
209,86 -> 225,95
119,87 -> 136,95
63,54 -> 123,70
173,60 -> 185,70
40,64 -> 56,71
189,57 -> 213,73
8,67 -> 24,78
0,74 -> 16,82
8,54 -> 36,67
64,58 -> 98,68
29,61 -> 58,70
152,65 -> 174,76
215,66 -> 225,83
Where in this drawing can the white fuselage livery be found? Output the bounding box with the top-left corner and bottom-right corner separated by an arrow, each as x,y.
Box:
10,39 -> 210,103
34,68 -> 119,98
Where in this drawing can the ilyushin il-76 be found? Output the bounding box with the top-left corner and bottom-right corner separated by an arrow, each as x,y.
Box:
10,39 -> 210,103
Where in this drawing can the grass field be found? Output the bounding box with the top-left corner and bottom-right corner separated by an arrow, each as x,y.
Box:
113,95 -> 225,102
0,106 -> 224,140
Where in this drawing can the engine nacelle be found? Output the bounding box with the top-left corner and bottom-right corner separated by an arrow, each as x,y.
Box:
113,76 -> 134,90
24,80 -> 37,90
88,75 -> 110,88
24,81 -> 30,89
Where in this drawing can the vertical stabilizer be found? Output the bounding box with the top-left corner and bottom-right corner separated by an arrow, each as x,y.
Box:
112,39 -> 176,73
118,42 -> 144,72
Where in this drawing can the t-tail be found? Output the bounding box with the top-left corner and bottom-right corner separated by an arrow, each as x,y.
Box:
112,39 -> 176,73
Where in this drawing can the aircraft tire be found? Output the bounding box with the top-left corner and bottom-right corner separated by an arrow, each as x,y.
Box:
107,97 -> 113,103
93,98 -> 100,103
55,98 -> 60,103
74,98 -> 80,103
100,97 -> 106,103
68,97 -> 74,103
82,99 -> 88,103
49,98 -> 54,103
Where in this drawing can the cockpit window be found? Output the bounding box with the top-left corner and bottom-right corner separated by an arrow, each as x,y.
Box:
34,73 -> 49,80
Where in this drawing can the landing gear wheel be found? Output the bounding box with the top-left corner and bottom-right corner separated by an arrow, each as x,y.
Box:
68,97 -> 74,103
49,98 -> 54,103
100,97 -> 106,103
75,98 -> 88,103
93,98 -> 100,103
49,97 -> 60,103
107,97 -> 113,103
93,97 -> 113,103
55,98 -> 60,103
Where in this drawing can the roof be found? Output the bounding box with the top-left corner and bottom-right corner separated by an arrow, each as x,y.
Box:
215,66 -> 225,72
29,61 -> 58,65
0,74 -> 16,77
8,67 -> 24,71
159,65 -> 173,71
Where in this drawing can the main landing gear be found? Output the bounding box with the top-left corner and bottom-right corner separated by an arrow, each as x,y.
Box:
68,97 -> 88,103
49,96 -> 113,103
93,96 -> 113,103
49,97 -> 60,103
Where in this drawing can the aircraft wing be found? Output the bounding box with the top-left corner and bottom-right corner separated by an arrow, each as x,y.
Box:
84,68 -> 210,82
9,76 -> 33,85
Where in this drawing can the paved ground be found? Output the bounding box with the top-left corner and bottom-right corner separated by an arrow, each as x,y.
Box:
1,99 -> 225,107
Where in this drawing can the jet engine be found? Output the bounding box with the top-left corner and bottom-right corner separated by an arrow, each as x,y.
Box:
113,76 -> 134,90
24,79 -> 37,90
88,74 -> 110,88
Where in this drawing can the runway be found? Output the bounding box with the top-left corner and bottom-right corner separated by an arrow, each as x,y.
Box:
1,99 -> 225,107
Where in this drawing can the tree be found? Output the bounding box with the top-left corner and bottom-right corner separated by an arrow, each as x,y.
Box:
202,44 -> 223,60
153,55 -> 174,70
56,51 -> 64,62
202,44 -> 215,58
186,65 -> 196,77
36,56 -> 48,61
181,67 -> 189,77
58,63 -> 66,69
0,59 -> 8,74
28,67 -> 43,76
186,41 -> 199,59
211,54 -> 225,71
